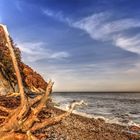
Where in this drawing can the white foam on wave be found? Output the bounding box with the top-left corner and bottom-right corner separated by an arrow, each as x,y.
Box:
54,105 -> 140,128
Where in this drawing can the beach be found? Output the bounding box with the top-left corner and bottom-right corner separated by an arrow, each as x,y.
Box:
0,95 -> 139,140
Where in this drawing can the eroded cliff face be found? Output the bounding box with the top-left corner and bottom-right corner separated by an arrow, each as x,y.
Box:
0,25 -> 47,95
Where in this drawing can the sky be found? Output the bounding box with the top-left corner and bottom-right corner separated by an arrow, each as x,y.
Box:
0,0 -> 140,91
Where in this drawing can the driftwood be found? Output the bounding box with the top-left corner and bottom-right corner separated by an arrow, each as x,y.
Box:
0,25 -> 84,140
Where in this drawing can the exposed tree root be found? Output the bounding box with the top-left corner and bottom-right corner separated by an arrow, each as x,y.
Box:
30,100 -> 85,132
0,88 -> 83,139
6,92 -> 21,97
0,25 -> 85,140
0,116 -> 7,119
30,86 -> 45,94
28,95 -> 43,107
0,106 -> 14,113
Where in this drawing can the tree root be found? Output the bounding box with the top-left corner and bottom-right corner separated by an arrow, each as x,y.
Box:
6,92 -> 21,97
0,86 -> 84,139
30,100 -> 85,132
0,106 -> 14,113
0,25 -> 85,140
20,81 -> 54,132
28,95 -> 42,107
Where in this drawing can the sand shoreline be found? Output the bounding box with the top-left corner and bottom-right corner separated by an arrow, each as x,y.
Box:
47,105 -> 140,140
0,96 -> 139,140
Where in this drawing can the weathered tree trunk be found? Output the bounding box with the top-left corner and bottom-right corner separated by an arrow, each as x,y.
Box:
1,25 -> 25,104
0,24 -> 84,140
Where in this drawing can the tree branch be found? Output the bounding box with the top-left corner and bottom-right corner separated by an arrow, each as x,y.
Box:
28,95 -> 42,107
21,81 -> 53,131
0,106 -> 14,113
30,100 -> 85,132
0,25 -> 29,132
2,25 -> 26,105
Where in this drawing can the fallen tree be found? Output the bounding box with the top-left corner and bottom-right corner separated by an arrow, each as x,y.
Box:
0,25 -> 84,140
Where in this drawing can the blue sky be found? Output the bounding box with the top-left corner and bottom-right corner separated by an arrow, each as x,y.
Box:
1,0 -> 140,91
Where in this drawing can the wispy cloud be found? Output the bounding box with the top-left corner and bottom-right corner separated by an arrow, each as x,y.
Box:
42,63 -> 140,91
123,62 -> 140,75
73,12 -> 111,41
74,15 -> 140,40
42,9 -> 72,24
72,12 -> 140,54
115,35 -> 140,54
15,1 -> 23,12
17,41 -> 70,62
42,9 -> 140,54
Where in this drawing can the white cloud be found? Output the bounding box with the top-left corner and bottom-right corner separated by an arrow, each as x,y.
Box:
102,19 -> 140,34
115,35 -> 140,54
50,52 -> 70,59
73,12 -> 140,38
72,12 -> 140,54
73,12 -> 111,40
17,41 -> 70,62
42,64 -> 140,91
42,9 -> 54,17
42,9 -> 72,24
42,9 -> 140,54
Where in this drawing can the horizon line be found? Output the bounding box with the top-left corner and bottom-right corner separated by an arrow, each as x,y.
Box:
53,91 -> 140,93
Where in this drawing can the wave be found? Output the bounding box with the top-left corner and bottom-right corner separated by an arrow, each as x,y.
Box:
54,105 -> 140,128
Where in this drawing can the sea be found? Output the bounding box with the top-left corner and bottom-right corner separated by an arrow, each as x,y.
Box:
51,92 -> 140,126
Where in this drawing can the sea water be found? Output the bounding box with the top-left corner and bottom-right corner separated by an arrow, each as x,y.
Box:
51,92 -> 140,126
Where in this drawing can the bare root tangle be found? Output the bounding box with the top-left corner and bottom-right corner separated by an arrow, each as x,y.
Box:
1,25 -> 29,120
0,84 -> 84,139
0,25 -> 30,133
0,25 -> 86,140
0,106 -> 14,113
21,81 -> 54,131
6,92 -> 21,97
30,86 -> 45,94
30,100 -> 85,132
28,95 -> 43,107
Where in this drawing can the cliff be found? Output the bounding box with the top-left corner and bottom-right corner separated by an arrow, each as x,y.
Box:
0,25 -> 47,95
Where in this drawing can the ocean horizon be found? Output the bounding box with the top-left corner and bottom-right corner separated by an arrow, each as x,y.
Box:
54,91 -> 140,93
